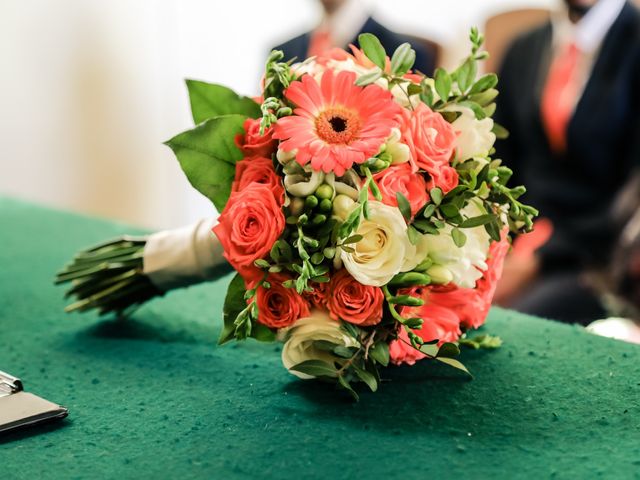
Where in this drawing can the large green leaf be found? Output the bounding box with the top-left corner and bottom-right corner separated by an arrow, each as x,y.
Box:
186,80 -> 260,124
165,114 -> 246,212
219,273 -> 246,345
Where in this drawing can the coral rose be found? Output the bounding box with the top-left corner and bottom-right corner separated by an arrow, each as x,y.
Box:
254,273 -> 310,329
304,281 -> 330,309
372,163 -> 429,217
327,269 -> 384,326
212,183 -> 285,281
235,117 -> 278,158
428,165 -> 459,195
401,104 -> 456,180
232,156 -> 285,204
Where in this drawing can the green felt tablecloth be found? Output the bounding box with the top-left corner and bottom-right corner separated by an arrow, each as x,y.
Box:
0,197 -> 639,480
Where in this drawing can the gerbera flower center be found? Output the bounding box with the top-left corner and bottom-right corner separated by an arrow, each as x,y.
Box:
315,107 -> 361,145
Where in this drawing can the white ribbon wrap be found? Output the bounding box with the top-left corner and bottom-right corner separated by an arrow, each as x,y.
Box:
143,218 -> 228,291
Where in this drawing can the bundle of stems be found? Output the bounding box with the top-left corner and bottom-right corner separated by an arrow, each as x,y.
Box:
55,236 -> 162,317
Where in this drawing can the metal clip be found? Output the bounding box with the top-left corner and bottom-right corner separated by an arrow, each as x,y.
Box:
0,370 -> 23,397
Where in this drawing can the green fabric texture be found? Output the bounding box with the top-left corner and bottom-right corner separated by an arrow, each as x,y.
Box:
0,197 -> 639,479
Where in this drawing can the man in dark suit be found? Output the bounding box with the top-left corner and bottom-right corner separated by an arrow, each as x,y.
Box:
273,0 -> 436,75
494,0 -> 640,324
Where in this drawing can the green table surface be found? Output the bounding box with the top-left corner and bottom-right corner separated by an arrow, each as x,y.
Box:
0,197 -> 639,480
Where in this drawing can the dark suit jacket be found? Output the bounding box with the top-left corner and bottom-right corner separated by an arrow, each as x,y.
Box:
495,2 -> 640,272
273,17 -> 435,75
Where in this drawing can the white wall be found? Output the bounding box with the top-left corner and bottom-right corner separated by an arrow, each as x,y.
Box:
0,0 -> 555,230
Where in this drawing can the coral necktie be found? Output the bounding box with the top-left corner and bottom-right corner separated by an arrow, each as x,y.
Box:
307,28 -> 333,58
540,43 -> 581,154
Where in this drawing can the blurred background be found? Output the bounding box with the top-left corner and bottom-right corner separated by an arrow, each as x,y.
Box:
1,0 -> 555,230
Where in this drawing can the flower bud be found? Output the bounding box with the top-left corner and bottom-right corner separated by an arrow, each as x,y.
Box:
311,214 -> 327,226
277,148 -> 297,165
388,272 -> 431,287
426,265 -> 454,285
305,195 -> 318,210
315,184 -> 333,200
332,194 -> 355,221
289,197 -> 305,216
318,198 -> 332,213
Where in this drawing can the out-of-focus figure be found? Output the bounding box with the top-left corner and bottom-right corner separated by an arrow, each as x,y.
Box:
494,0 -> 640,324
273,0 -> 436,75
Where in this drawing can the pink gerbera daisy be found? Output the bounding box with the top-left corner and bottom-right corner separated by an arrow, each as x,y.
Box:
273,70 -> 401,176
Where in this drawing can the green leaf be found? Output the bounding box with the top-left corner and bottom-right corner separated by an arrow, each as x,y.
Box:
458,100 -> 486,119
430,187 -> 443,205
390,42 -> 416,76
290,360 -> 338,378
422,203 -> 437,218
436,342 -> 460,358
459,214 -> 494,228
456,58 -> 477,93
165,114 -> 246,212
342,234 -> 363,245
219,273 -> 247,345
186,80 -> 260,124
355,69 -> 383,86
469,73 -> 498,95
484,220 -> 502,242
407,225 -> 420,245
353,365 -> 378,392
395,192 -> 412,221
338,375 -> 360,401
358,33 -> 387,70
492,122 -> 510,139
434,68 -> 452,102
370,342 -> 389,367
251,322 -> 276,342
451,227 -> 467,248
435,357 -> 472,376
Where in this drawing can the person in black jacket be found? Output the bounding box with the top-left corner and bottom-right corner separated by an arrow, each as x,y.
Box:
494,0 -> 640,324
272,0 -> 435,75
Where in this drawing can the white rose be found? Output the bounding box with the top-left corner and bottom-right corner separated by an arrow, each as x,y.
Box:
340,201 -> 417,286
450,106 -> 496,161
423,199 -> 491,288
281,310 -> 359,379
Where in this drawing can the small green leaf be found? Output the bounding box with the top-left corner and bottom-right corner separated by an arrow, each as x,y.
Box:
186,80 -> 260,124
342,234 -> 363,245
469,73 -> 498,95
370,342 -> 389,367
290,360 -> 338,378
358,33 -> 387,70
484,220 -> 502,242
459,214 -> 494,228
430,187 -> 443,205
254,259 -> 270,268
458,100 -> 486,119
451,228 -> 467,248
355,69 -> 383,86
407,83 -> 422,96
440,203 -> 459,219
492,122 -> 510,139
435,357 -> 472,376
407,225 -> 420,245
456,58 -> 477,93
436,342 -> 460,358
395,192 -> 412,221
422,203 -> 437,218
338,375 -> 360,401
390,42 -> 416,76
353,365 -> 378,392
219,274 -> 247,345
434,68 -> 452,102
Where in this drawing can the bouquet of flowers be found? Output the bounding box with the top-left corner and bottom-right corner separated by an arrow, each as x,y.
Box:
57,30 -> 536,398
